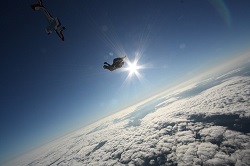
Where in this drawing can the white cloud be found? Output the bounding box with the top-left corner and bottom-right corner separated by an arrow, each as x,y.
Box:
3,71 -> 250,166
197,142 -> 218,161
199,126 -> 226,143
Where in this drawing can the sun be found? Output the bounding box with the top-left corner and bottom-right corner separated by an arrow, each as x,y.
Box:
127,61 -> 139,75
118,54 -> 149,88
123,57 -> 144,79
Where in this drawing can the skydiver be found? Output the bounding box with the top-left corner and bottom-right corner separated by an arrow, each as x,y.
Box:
103,56 -> 126,71
31,0 -> 65,41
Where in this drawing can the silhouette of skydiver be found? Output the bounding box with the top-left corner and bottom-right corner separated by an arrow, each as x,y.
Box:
31,0 -> 65,41
103,56 -> 126,71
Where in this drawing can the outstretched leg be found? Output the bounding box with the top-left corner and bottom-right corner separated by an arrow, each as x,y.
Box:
104,62 -> 110,65
103,65 -> 115,71
31,0 -> 44,10
31,3 -> 41,10
38,0 -> 43,6
103,65 -> 110,70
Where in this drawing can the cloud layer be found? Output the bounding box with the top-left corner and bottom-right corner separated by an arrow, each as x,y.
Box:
4,73 -> 250,166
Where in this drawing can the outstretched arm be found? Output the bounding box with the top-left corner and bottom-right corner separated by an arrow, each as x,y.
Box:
120,55 -> 126,60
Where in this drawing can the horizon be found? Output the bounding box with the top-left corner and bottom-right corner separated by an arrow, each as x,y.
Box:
1,0 -> 250,163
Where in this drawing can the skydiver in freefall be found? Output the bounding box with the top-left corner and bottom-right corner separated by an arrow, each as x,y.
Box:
103,56 -> 126,71
31,0 -> 65,41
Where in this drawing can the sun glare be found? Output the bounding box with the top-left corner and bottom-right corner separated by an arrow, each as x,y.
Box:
118,54 -> 150,90
123,56 -> 144,80
128,61 -> 139,75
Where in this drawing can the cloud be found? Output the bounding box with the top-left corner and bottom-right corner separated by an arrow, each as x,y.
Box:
3,71 -> 250,166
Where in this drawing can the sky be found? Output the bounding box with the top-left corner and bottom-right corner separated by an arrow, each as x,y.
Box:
4,73 -> 250,165
0,0 -> 250,162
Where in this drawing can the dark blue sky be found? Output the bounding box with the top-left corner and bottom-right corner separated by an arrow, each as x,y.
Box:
1,0 -> 250,162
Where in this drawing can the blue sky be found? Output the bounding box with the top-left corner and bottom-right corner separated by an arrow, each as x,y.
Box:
1,0 -> 250,162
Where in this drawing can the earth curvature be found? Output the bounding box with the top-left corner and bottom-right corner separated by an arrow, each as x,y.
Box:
5,63 -> 250,166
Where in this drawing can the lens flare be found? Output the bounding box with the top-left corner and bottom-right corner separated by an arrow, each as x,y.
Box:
127,61 -> 139,75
